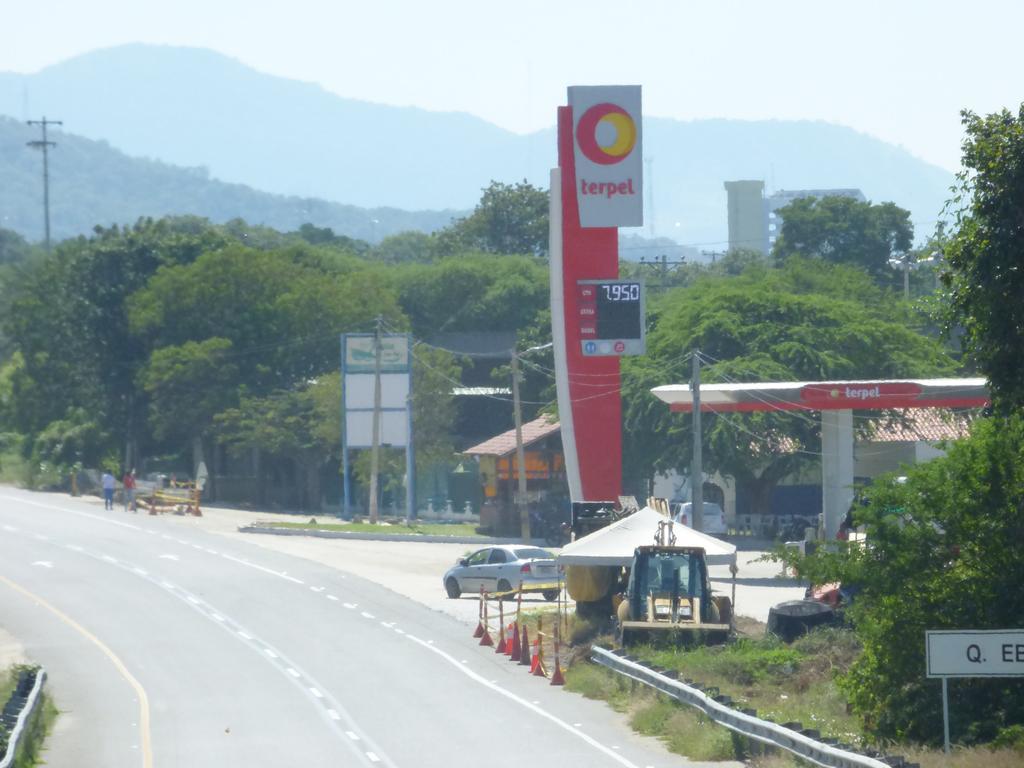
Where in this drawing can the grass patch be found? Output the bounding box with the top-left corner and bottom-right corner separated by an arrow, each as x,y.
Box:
267,520 -> 484,537
565,662 -> 740,761
13,694 -> 57,768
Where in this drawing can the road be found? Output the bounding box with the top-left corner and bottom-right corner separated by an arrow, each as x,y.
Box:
0,488 -> 739,768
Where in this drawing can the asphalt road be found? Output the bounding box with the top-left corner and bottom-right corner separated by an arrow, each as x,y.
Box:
0,488 -> 740,768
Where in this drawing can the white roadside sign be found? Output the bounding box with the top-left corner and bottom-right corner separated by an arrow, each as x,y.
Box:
926,629 -> 1024,677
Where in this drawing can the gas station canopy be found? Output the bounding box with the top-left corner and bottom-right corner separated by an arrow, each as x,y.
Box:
651,378 -> 989,413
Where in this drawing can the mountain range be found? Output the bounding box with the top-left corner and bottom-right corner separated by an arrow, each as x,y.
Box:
1,44 -> 955,247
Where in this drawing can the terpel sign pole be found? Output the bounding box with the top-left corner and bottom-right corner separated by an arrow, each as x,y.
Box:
550,86 -> 642,502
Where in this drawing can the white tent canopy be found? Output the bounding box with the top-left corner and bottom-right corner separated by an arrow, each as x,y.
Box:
557,506 -> 737,568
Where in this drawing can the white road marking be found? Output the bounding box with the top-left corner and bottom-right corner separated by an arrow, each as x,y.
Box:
220,553 -> 305,584
161,581 -> 174,589
343,603 -> 357,610
158,554 -> 179,561
264,649 -> 278,659
366,751 -> 381,763
205,549 -> 218,555
346,731 -> 360,741
404,633 -> 641,768
310,586 -> 324,593
326,594 -> 339,601
2,524 -> 17,532
31,561 -> 53,568
161,534 -> 173,540
361,611 -> 375,619
133,567 -> 148,576
286,668 -> 300,678
102,555 -> 117,563
327,709 -> 341,720
66,544 -> 83,552
0,497 -> 142,531
237,631 -> 252,640
211,614 -> 225,623
394,629 -> 405,635
310,687 -> 323,698
187,596 -> 201,605
33,533 -> 48,541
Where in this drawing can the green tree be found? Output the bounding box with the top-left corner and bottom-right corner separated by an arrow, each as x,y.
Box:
783,415 -> 1024,744
773,196 -> 913,279
944,106 -> 1024,412
622,258 -> 956,510
433,180 -> 549,257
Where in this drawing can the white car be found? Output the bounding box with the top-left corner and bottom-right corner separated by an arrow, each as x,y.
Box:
443,545 -> 560,601
672,502 -> 728,535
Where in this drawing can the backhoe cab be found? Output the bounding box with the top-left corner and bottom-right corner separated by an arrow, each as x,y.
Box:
615,544 -> 731,646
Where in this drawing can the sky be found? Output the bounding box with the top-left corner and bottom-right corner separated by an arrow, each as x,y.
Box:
1,0 -> 1022,172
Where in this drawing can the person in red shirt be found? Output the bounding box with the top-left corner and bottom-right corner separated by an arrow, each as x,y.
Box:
123,469 -> 137,512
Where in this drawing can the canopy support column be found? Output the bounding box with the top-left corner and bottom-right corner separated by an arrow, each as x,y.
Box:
821,408 -> 854,540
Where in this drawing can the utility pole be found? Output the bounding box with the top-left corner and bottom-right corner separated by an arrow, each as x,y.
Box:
26,117 -> 62,251
511,350 -> 531,541
691,349 -> 704,532
368,316 -> 383,524
902,253 -> 910,300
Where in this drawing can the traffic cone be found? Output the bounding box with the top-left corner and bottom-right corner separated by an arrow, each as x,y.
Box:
550,640 -> 565,686
509,621 -> 521,659
495,601 -> 506,654
479,594 -> 494,646
504,623 -> 516,655
473,587 -> 485,638
519,625 -> 531,666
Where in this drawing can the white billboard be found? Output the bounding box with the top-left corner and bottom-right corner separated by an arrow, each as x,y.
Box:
345,411 -> 409,449
344,374 -> 410,410
568,85 -> 643,228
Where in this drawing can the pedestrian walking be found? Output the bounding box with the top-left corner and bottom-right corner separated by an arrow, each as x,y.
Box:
123,468 -> 137,512
101,470 -> 115,510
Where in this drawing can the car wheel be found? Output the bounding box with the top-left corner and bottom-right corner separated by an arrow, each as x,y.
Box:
497,579 -> 514,600
445,577 -> 461,599
542,590 -> 559,602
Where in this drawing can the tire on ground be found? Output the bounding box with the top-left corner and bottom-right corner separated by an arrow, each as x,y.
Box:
767,599 -> 835,643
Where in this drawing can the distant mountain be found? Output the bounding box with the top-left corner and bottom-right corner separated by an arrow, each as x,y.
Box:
1,44 -> 955,246
0,116 -> 458,242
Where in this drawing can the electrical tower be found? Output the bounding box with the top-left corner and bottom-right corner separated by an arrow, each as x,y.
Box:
27,116 -> 62,251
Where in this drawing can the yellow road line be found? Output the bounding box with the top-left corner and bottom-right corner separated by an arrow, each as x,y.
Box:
0,572 -> 153,768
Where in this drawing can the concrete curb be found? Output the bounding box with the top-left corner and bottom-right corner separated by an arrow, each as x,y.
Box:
238,525 -> 550,547
0,666 -> 46,768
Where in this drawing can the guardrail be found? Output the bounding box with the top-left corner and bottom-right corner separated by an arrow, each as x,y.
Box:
590,647 -> 915,768
0,666 -> 46,768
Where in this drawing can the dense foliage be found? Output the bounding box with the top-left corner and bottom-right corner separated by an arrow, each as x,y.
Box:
786,416 -> 1024,744
944,106 -> 1024,412
622,258 -> 955,507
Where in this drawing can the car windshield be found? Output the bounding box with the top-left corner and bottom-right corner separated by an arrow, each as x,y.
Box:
512,547 -> 553,561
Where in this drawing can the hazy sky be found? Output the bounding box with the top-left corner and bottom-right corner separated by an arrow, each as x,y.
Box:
2,0 -> 1021,172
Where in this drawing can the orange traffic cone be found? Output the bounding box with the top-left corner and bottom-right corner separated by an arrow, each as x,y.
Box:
473,588 -> 485,638
479,594 -> 494,646
495,601 -> 506,654
504,623 -> 516,655
509,621 -> 521,659
530,633 -> 546,677
550,640 -> 565,686
519,625 -> 531,666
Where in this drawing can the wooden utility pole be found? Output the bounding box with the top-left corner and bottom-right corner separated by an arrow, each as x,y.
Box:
511,351 -> 531,541
26,117 -> 62,252
691,349 -> 704,532
368,316 -> 383,523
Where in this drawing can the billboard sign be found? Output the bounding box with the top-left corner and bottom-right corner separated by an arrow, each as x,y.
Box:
568,85 -> 643,228
344,335 -> 410,373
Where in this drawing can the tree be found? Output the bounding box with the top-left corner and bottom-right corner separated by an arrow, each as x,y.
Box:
944,106 -> 1024,412
782,415 -> 1024,745
621,258 -> 956,511
773,196 -> 913,279
433,181 -> 549,257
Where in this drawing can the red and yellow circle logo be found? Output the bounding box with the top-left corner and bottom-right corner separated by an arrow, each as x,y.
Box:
576,102 -> 637,165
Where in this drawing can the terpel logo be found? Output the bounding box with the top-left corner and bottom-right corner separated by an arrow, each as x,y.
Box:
844,386 -> 881,400
576,103 -> 637,165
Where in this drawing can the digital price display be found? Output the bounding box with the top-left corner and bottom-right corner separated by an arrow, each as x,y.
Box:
576,279 -> 645,356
